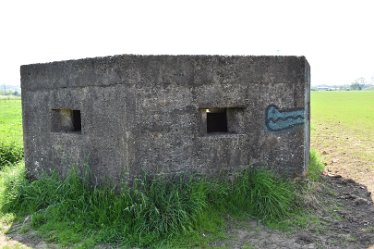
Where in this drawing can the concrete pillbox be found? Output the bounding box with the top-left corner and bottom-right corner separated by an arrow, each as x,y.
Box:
21,54 -> 310,185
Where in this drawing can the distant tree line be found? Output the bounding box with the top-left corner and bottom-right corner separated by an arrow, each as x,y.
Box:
350,77 -> 364,90
312,77 -> 374,91
0,90 -> 21,96
350,83 -> 365,90
350,77 -> 373,90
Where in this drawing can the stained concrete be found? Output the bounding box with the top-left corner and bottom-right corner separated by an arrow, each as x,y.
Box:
21,55 -> 310,184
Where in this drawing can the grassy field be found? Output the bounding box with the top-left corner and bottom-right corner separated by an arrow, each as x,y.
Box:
311,91 -> 374,197
0,99 -> 22,147
312,91 -> 374,136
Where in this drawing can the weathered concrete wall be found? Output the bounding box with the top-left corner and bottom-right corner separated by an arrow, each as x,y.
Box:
21,55 -> 310,184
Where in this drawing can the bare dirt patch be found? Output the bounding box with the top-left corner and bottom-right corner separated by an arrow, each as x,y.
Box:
215,175 -> 374,249
312,122 -> 374,200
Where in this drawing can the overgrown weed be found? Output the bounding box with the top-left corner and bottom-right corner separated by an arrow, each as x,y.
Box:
268,150 -> 326,231
0,163 -> 296,247
307,150 -> 325,181
0,142 -> 23,168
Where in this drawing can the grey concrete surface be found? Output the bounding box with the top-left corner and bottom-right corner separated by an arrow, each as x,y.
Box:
21,55 -> 310,185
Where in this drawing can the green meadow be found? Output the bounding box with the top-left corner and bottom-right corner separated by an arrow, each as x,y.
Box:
311,91 -> 374,136
311,91 -> 374,168
0,99 -> 23,146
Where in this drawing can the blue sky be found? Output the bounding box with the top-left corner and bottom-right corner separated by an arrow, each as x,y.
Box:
1,0 -> 374,86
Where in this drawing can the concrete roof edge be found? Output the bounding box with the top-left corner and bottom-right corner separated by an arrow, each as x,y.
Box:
20,54 -> 308,68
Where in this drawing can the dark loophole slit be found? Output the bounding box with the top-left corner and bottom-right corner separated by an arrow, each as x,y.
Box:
207,110 -> 227,133
51,109 -> 82,133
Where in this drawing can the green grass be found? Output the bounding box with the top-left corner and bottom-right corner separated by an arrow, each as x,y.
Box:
0,143 -> 23,167
0,99 -> 23,146
311,91 -> 374,135
0,99 -> 23,168
311,90 -> 374,170
266,150 -> 326,232
307,150 -> 325,181
0,162 -> 297,248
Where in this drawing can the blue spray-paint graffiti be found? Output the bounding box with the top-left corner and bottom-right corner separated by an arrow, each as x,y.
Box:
265,105 -> 304,131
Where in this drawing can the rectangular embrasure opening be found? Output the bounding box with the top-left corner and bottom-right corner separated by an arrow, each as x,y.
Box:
200,107 -> 245,135
51,108 -> 81,133
206,108 -> 228,133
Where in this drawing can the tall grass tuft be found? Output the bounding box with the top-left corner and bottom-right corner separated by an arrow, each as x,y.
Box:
307,150 -> 325,181
246,170 -> 295,221
0,164 -> 297,247
0,142 -> 23,167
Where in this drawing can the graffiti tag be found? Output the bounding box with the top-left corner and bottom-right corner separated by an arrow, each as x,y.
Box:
265,104 -> 304,131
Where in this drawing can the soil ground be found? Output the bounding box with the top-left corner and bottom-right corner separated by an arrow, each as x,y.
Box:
217,175 -> 374,249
